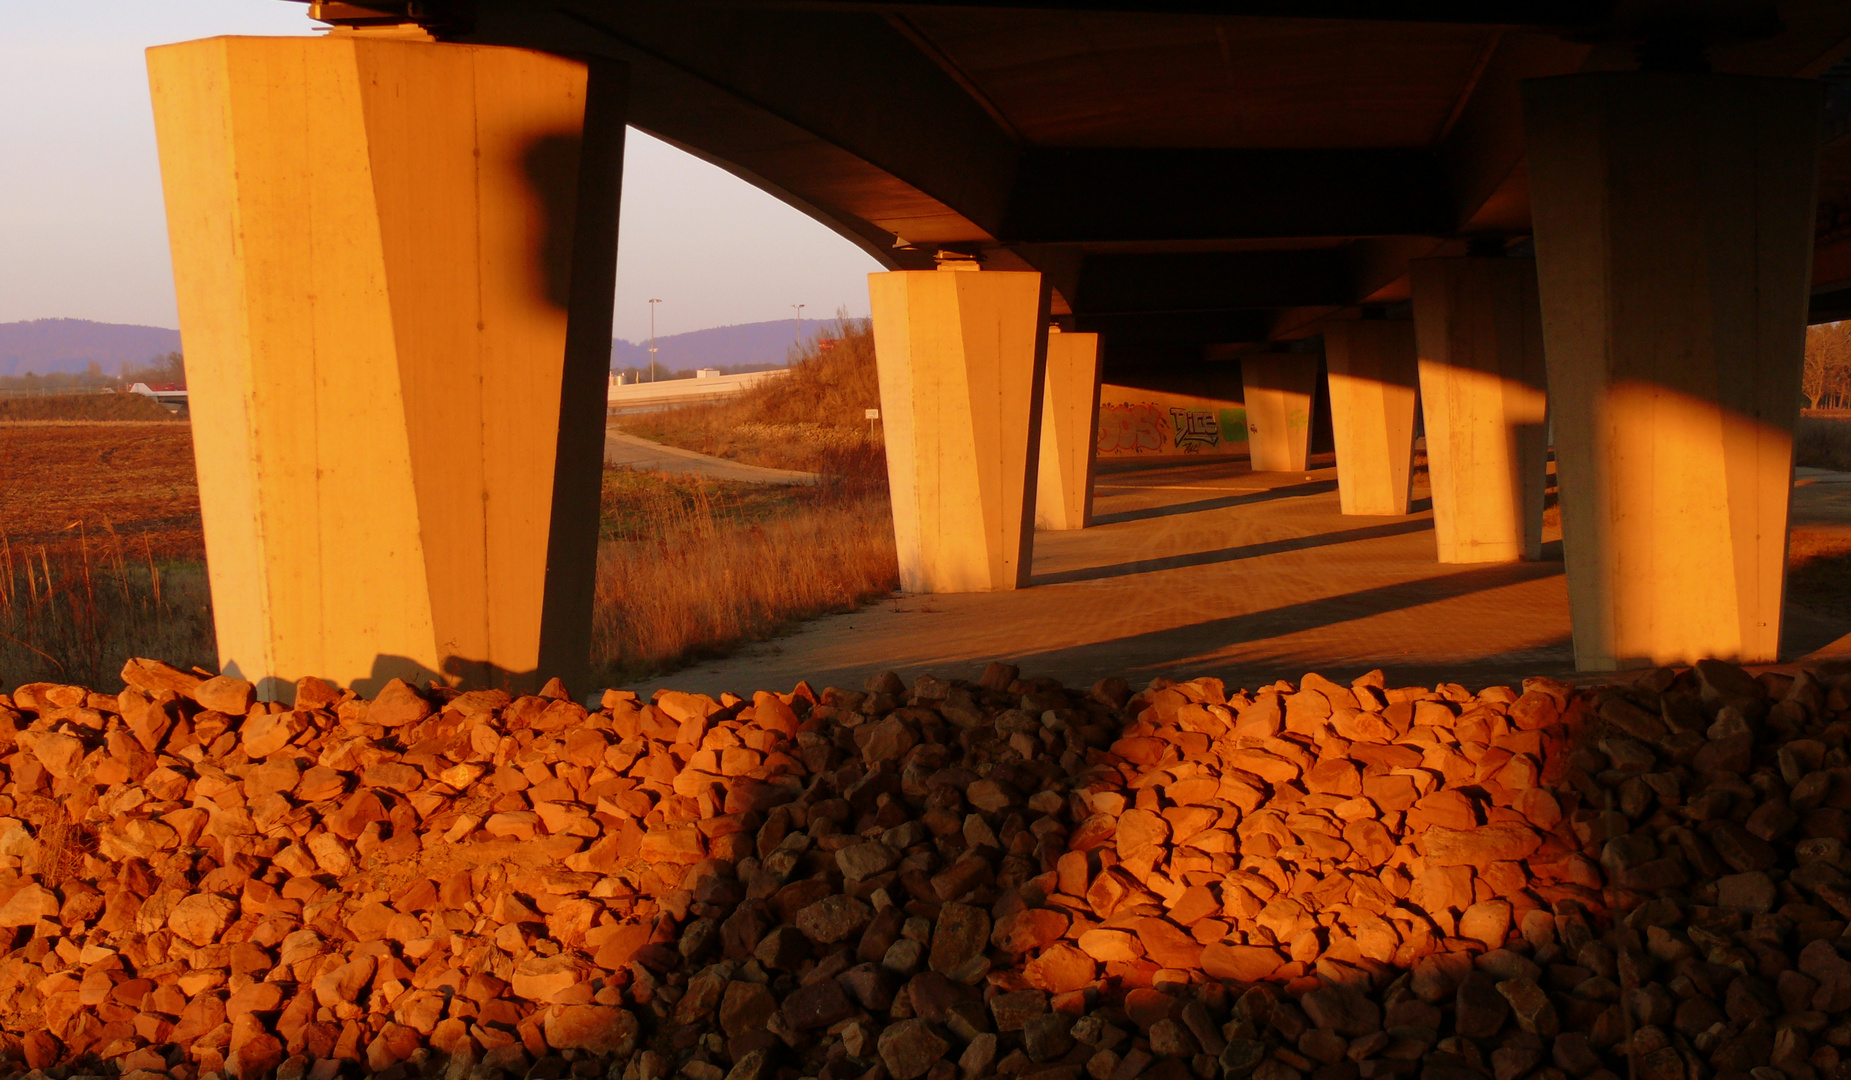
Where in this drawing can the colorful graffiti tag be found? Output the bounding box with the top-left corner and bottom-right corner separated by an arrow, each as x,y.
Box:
1170,407 -> 1220,449
1098,402 -> 1168,453
1099,402 -> 1249,455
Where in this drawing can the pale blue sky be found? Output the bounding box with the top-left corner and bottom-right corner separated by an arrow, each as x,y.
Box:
0,1 -> 881,343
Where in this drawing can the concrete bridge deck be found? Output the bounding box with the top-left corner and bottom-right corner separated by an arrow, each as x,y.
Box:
625,457 -> 1851,699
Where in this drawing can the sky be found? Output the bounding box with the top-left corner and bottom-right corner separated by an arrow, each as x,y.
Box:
0,0 -> 882,344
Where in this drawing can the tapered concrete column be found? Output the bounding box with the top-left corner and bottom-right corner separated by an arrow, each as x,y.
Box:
1241,354 -> 1318,472
1036,330 -> 1102,531
869,271 -> 1049,592
1524,73 -> 1822,669
1324,321 -> 1419,516
1409,258 -> 1549,563
149,36 -> 624,696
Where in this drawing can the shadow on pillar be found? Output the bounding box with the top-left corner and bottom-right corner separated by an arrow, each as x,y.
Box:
1324,321 -> 1419,517
1523,72 -> 1823,669
1240,353 -> 1321,472
524,134 -> 583,310
150,38 -> 626,700
533,60 -> 628,699
1409,257 -> 1550,566
1310,351 -> 1335,459
236,654 -> 570,706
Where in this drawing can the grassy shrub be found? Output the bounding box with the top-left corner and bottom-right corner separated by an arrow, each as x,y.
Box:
617,316 -> 886,489
1797,413 -> 1851,472
590,466 -> 896,683
0,393 -> 180,423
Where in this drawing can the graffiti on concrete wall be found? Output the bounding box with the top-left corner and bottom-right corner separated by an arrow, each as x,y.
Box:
1098,402 -> 1168,454
1098,388 -> 1248,457
1170,407 -> 1222,450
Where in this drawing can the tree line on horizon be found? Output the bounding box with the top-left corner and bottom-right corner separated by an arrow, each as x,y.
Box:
0,351 -> 185,396
610,313 -> 868,386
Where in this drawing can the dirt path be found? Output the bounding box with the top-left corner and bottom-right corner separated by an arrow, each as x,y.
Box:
1796,467 -> 1851,530
603,427 -> 817,485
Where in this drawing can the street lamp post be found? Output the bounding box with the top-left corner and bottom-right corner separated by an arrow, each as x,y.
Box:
791,303 -> 805,351
648,298 -> 661,383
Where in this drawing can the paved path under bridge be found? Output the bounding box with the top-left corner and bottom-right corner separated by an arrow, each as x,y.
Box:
624,456 -> 1851,699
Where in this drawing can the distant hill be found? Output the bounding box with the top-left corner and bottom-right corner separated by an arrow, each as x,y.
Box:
0,319 -> 181,377
612,319 -> 818,374
2,316 -> 837,380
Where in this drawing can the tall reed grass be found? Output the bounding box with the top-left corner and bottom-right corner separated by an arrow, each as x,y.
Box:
0,525 -> 213,690
1,317 -> 897,690
589,474 -> 897,684
592,316 -> 900,681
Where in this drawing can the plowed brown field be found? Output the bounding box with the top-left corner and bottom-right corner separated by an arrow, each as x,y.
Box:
0,422 -> 202,560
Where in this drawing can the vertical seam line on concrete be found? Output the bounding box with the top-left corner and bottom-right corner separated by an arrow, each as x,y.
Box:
307,39 -> 340,680
472,48 -> 493,662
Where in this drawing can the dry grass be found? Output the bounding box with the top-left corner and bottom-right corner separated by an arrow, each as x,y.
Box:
0,423 -> 213,689
618,316 -> 886,484
1798,412 -> 1851,473
0,529 -> 215,690
0,393 -> 180,423
590,467 -> 897,684
0,404 -> 901,688
591,317 -> 899,681
3,387 -> 1848,688
21,794 -> 97,883
599,468 -> 823,541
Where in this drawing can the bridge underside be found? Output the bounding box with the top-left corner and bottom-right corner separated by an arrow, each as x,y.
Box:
435,0 -> 1851,336
149,1 -> 1851,693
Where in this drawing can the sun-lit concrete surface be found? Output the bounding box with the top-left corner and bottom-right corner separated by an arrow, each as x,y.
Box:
870,270 -> 1045,592
1238,357 -> 1317,472
1324,321 -> 1419,516
1035,331 -> 1102,532
1526,74 -> 1821,670
1411,257 -> 1551,564
627,456 -> 1851,700
151,37 -> 621,697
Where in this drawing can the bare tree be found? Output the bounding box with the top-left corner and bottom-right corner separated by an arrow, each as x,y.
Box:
1806,322 -> 1851,411
120,351 -> 185,387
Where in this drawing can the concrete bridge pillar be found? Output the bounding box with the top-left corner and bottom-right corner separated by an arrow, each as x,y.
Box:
1523,72 -> 1822,669
1323,320 -> 1419,516
1240,353 -> 1318,472
1409,257 -> 1550,563
149,35 -> 624,696
1036,330 -> 1102,531
868,270 -> 1049,592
